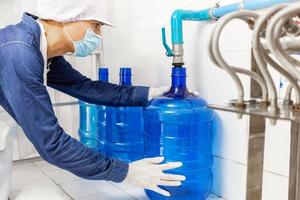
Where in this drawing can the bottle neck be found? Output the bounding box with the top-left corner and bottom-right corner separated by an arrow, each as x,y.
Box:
172,73 -> 186,89
171,67 -> 187,93
120,75 -> 132,86
163,67 -> 189,98
119,68 -> 132,86
99,68 -> 109,83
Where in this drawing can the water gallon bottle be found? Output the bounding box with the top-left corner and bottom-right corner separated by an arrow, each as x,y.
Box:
78,68 -> 109,150
144,67 -> 215,200
97,68 -> 110,153
100,68 -> 144,163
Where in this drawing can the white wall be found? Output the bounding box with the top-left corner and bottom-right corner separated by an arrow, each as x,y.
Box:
103,1 -> 292,200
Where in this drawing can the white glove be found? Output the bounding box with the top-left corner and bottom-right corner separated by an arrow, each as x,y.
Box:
148,86 -> 200,101
123,157 -> 186,197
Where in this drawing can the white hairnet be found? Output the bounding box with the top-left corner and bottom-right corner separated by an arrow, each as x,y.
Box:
24,0 -> 114,26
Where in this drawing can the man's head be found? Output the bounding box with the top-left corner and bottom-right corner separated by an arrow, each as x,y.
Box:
32,0 -> 113,26
64,20 -> 103,41
62,20 -> 103,57
25,0 -> 113,57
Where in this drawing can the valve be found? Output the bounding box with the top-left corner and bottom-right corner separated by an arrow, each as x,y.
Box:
161,28 -> 173,57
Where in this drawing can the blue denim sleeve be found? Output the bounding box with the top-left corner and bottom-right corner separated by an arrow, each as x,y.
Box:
47,56 -> 150,107
0,45 -> 128,183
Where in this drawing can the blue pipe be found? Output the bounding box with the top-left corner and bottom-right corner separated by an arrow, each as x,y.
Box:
169,0 -> 298,46
213,0 -> 290,17
171,9 -> 210,45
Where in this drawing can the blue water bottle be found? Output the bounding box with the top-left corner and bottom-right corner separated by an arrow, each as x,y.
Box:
144,67 -> 215,200
97,68 -> 110,152
79,68 -> 109,150
99,68 -> 144,162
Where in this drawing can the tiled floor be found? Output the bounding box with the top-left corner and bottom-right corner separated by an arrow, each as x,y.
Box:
10,158 -> 224,200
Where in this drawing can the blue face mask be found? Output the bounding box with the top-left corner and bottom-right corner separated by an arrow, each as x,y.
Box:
64,24 -> 102,57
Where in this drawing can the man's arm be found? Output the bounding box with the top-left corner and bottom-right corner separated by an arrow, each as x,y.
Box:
47,56 -> 150,107
0,46 -> 128,182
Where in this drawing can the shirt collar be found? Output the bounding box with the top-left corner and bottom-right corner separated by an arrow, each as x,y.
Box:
21,13 -> 41,46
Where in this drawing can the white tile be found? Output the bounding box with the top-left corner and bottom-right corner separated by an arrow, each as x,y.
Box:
264,120 -> 292,176
11,169 -> 54,192
203,19 -> 252,53
16,127 -> 39,160
212,111 -> 250,165
10,184 -> 71,200
123,187 -> 149,200
33,160 -> 60,172
43,168 -> 81,184
59,180 -> 119,199
208,193 -> 225,200
76,190 -> 135,200
262,172 -> 289,200
123,188 -> 225,200
110,181 -> 136,190
212,157 -> 247,200
12,162 -> 40,174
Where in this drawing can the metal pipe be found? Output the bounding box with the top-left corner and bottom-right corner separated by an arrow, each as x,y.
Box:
285,84 -> 293,102
171,9 -> 210,45
274,22 -> 300,70
263,50 -> 300,105
266,3 -> 300,104
162,0 -> 300,66
211,11 -> 262,105
208,11 -> 268,103
171,0 -> 299,45
252,5 -> 288,109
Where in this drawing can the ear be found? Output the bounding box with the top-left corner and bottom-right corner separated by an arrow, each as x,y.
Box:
64,21 -> 86,41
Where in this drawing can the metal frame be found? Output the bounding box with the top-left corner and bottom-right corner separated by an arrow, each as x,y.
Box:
208,51 -> 300,200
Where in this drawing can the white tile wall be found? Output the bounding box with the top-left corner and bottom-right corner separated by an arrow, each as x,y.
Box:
212,156 -> 247,200
264,120 -> 292,177
262,171 -> 289,200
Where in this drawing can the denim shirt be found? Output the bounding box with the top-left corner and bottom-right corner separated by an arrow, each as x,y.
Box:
0,13 -> 150,182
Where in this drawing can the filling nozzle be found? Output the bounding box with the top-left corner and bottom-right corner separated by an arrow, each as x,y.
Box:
172,44 -> 184,66
161,28 -> 185,67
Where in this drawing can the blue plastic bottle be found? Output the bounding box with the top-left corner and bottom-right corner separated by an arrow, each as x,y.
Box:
97,68 -> 110,152
144,67 -> 215,200
98,68 -> 144,162
78,68 -> 109,150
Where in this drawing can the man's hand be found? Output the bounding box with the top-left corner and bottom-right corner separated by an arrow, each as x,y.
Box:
123,157 -> 186,197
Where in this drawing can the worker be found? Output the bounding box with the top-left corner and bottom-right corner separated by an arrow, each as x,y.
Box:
0,0 -> 185,199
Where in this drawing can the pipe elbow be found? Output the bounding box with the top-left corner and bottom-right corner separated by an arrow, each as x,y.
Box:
171,9 -> 185,29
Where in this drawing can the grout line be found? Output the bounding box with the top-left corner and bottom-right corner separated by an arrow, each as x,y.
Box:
13,157 -> 42,164
120,187 -> 144,200
214,155 -> 247,166
31,161 -> 75,200
263,169 -> 289,178
74,190 -> 135,200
